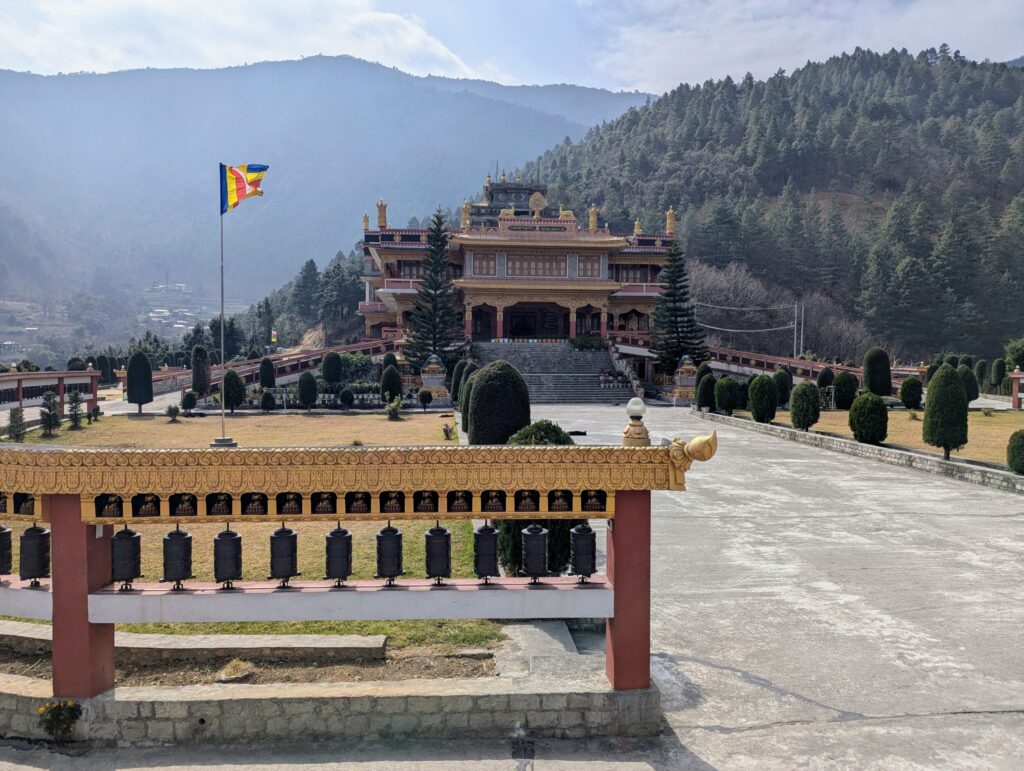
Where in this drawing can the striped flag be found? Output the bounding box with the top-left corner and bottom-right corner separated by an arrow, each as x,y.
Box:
220,163 -> 269,214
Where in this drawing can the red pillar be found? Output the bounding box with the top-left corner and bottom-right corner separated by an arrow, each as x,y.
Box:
600,310 -> 608,339
569,310 -> 577,339
606,489 -> 651,690
49,494 -> 115,698
464,305 -> 473,339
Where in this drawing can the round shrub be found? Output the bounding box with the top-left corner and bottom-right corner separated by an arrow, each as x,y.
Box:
260,390 -> 276,412
772,370 -> 792,406
959,355 -> 973,370
924,363 -> 968,460
945,354 -> 960,368
297,371 -> 317,410
849,393 -> 888,445
1007,430 -> 1024,474
322,352 -> 342,384
748,374 -> 777,423
181,391 -> 198,414
694,362 -> 714,388
380,364 -> 403,402
450,360 -> 468,403
789,382 -> 821,431
815,366 -> 834,389
898,376 -> 923,409
222,369 -> 245,413
696,373 -> 716,410
459,372 -> 479,435
713,376 -> 740,415
382,352 -> 398,371
509,419 -> 574,445
467,360 -> 530,445
339,388 -> 354,410
991,358 -> 1006,389
833,371 -> 858,409
925,363 -> 939,384
66,356 -> 86,371
956,364 -> 979,403
737,378 -> 749,410
418,390 -> 433,411
862,346 -> 891,396
974,359 -> 987,392
458,362 -> 479,410
259,356 -> 276,389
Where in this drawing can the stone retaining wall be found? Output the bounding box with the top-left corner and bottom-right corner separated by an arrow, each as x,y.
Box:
690,410 -> 1024,494
0,668 -> 659,746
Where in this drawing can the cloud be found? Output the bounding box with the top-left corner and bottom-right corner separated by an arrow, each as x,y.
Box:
582,0 -> 1024,93
0,0 -> 478,77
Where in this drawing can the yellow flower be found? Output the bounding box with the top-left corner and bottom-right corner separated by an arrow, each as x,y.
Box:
38,707 -> 45,714
66,700 -> 75,707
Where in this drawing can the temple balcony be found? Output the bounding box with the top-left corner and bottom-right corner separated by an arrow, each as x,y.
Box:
611,283 -> 664,296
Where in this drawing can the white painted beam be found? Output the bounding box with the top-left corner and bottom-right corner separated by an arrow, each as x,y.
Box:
88,578 -> 613,624
0,580 -> 52,620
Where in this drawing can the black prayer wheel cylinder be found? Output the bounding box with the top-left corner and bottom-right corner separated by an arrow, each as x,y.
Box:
473,523 -> 499,579
521,523 -> 548,579
0,526 -> 11,576
19,526 -> 50,582
111,527 -> 142,584
162,528 -> 193,584
375,524 -> 403,580
424,525 -> 451,580
269,526 -> 298,580
569,522 -> 597,578
325,527 -> 353,582
213,529 -> 243,584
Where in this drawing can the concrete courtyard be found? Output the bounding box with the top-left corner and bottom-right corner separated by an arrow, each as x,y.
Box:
1,404 -> 1022,768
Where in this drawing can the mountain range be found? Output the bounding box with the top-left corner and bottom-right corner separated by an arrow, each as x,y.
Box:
0,55 -> 648,299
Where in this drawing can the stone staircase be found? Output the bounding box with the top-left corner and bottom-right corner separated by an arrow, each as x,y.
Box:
473,342 -> 635,404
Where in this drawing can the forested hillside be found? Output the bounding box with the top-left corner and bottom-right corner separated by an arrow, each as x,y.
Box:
521,46 -> 1024,358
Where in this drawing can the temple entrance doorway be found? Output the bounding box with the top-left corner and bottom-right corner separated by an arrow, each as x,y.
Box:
506,302 -> 567,339
471,305 -> 496,341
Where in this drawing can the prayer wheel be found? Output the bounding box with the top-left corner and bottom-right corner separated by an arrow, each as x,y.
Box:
325,526 -> 352,586
424,523 -> 451,583
375,523 -> 403,585
521,523 -> 548,582
213,526 -> 242,588
19,525 -> 50,587
162,526 -> 193,590
473,522 -> 499,582
569,522 -> 597,581
110,526 -> 142,590
269,526 -> 299,586
0,526 -> 11,577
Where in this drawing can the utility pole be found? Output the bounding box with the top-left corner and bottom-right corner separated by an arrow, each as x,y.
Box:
800,304 -> 805,357
792,303 -> 798,359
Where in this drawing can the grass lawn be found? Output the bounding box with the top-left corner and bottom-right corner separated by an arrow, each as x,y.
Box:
4,411 -> 503,651
736,408 -> 1022,466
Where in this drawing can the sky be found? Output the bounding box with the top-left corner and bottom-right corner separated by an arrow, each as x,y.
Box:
0,0 -> 1021,93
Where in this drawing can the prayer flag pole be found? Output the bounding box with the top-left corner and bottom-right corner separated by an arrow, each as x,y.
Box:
211,164 -> 237,448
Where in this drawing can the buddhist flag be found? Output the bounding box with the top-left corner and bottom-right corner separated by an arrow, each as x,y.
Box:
270,328 -> 278,343
220,163 -> 269,214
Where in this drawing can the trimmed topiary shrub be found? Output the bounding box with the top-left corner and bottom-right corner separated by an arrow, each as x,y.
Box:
1007,430 -> 1024,474
259,357 -> 276,389
737,378 -> 749,410
898,376 -> 923,409
991,358 -> 1006,390
925,363 -> 939,384
748,374 -> 777,423
945,354 -> 960,368
815,366 -> 835,389
696,373 -> 716,410
694,362 -> 713,388
460,372 -> 478,435
260,390 -> 276,412
222,369 -> 245,414
790,382 -> 821,431
713,376 -> 740,415
181,391 -> 198,415
772,369 -> 792,406
974,359 -> 987,392
849,393 -> 888,444
450,360 -> 468,404
339,388 -> 354,410
833,371 -> 858,409
322,352 -> 342,384
418,390 -> 433,411
297,371 -> 317,411
467,360 -> 530,445
458,362 -> 478,410
126,351 -> 153,414
382,352 -> 398,371
959,355 -> 974,369
503,420 -> 581,574
924,364 -> 968,460
380,364 -> 403,402
956,364 -> 979,403
862,346 -> 892,396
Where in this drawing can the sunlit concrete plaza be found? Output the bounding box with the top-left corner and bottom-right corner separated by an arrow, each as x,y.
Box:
3,404 -> 1021,769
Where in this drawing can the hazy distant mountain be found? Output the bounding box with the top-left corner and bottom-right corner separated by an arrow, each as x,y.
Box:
1007,55 -> 1024,68
0,55 -> 647,299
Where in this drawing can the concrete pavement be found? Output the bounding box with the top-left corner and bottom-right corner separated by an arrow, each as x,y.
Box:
1,404 -> 1022,768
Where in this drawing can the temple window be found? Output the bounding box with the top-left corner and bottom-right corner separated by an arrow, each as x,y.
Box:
507,255 -> 567,277
473,254 -> 496,275
399,261 -> 424,279
578,255 -> 601,278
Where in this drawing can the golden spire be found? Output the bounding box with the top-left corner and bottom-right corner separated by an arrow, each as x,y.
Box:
362,211 -> 369,231
514,171 -> 521,183
634,218 -> 642,236
666,206 -> 676,236
460,200 -> 471,229
500,169 -> 507,183
485,172 -> 492,186
588,204 -> 598,233
376,200 -> 388,229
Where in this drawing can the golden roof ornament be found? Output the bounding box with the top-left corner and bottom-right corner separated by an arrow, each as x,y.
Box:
634,218 -> 642,236
558,204 -> 574,220
588,204 -> 598,232
500,169 -> 507,183
514,172 -> 522,183
528,191 -> 546,218
362,211 -> 370,230
666,206 -> 676,235
376,200 -> 388,229
485,173 -> 492,186
461,200 -> 470,229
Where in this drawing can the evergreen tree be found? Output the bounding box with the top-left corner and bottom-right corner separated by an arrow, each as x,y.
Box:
39,392 -> 61,437
7,407 -> 26,442
403,209 -> 463,369
322,352 -> 342,385
259,357 -> 276,389
289,259 -> 322,326
126,351 -> 153,414
651,238 -> 706,370
297,371 -> 317,411
191,345 -> 211,396
222,369 -> 245,413
67,390 -> 84,429
923,363 -> 968,460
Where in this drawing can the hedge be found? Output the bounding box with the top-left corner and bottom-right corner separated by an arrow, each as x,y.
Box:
713,376 -> 740,415
849,393 -> 888,445
260,390 -> 276,412
297,371 -> 317,410
696,373 -> 716,410
748,374 -> 777,423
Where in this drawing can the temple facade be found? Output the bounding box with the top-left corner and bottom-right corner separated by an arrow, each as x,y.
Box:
358,174 -> 672,344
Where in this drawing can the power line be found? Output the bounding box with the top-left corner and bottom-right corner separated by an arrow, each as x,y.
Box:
693,301 -> 793,311
697,322 -> 796,334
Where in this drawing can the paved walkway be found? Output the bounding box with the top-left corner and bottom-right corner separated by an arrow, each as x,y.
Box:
1,404 -> 1022,768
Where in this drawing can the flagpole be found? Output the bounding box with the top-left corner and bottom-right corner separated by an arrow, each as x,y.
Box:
212,167 -> 237,448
